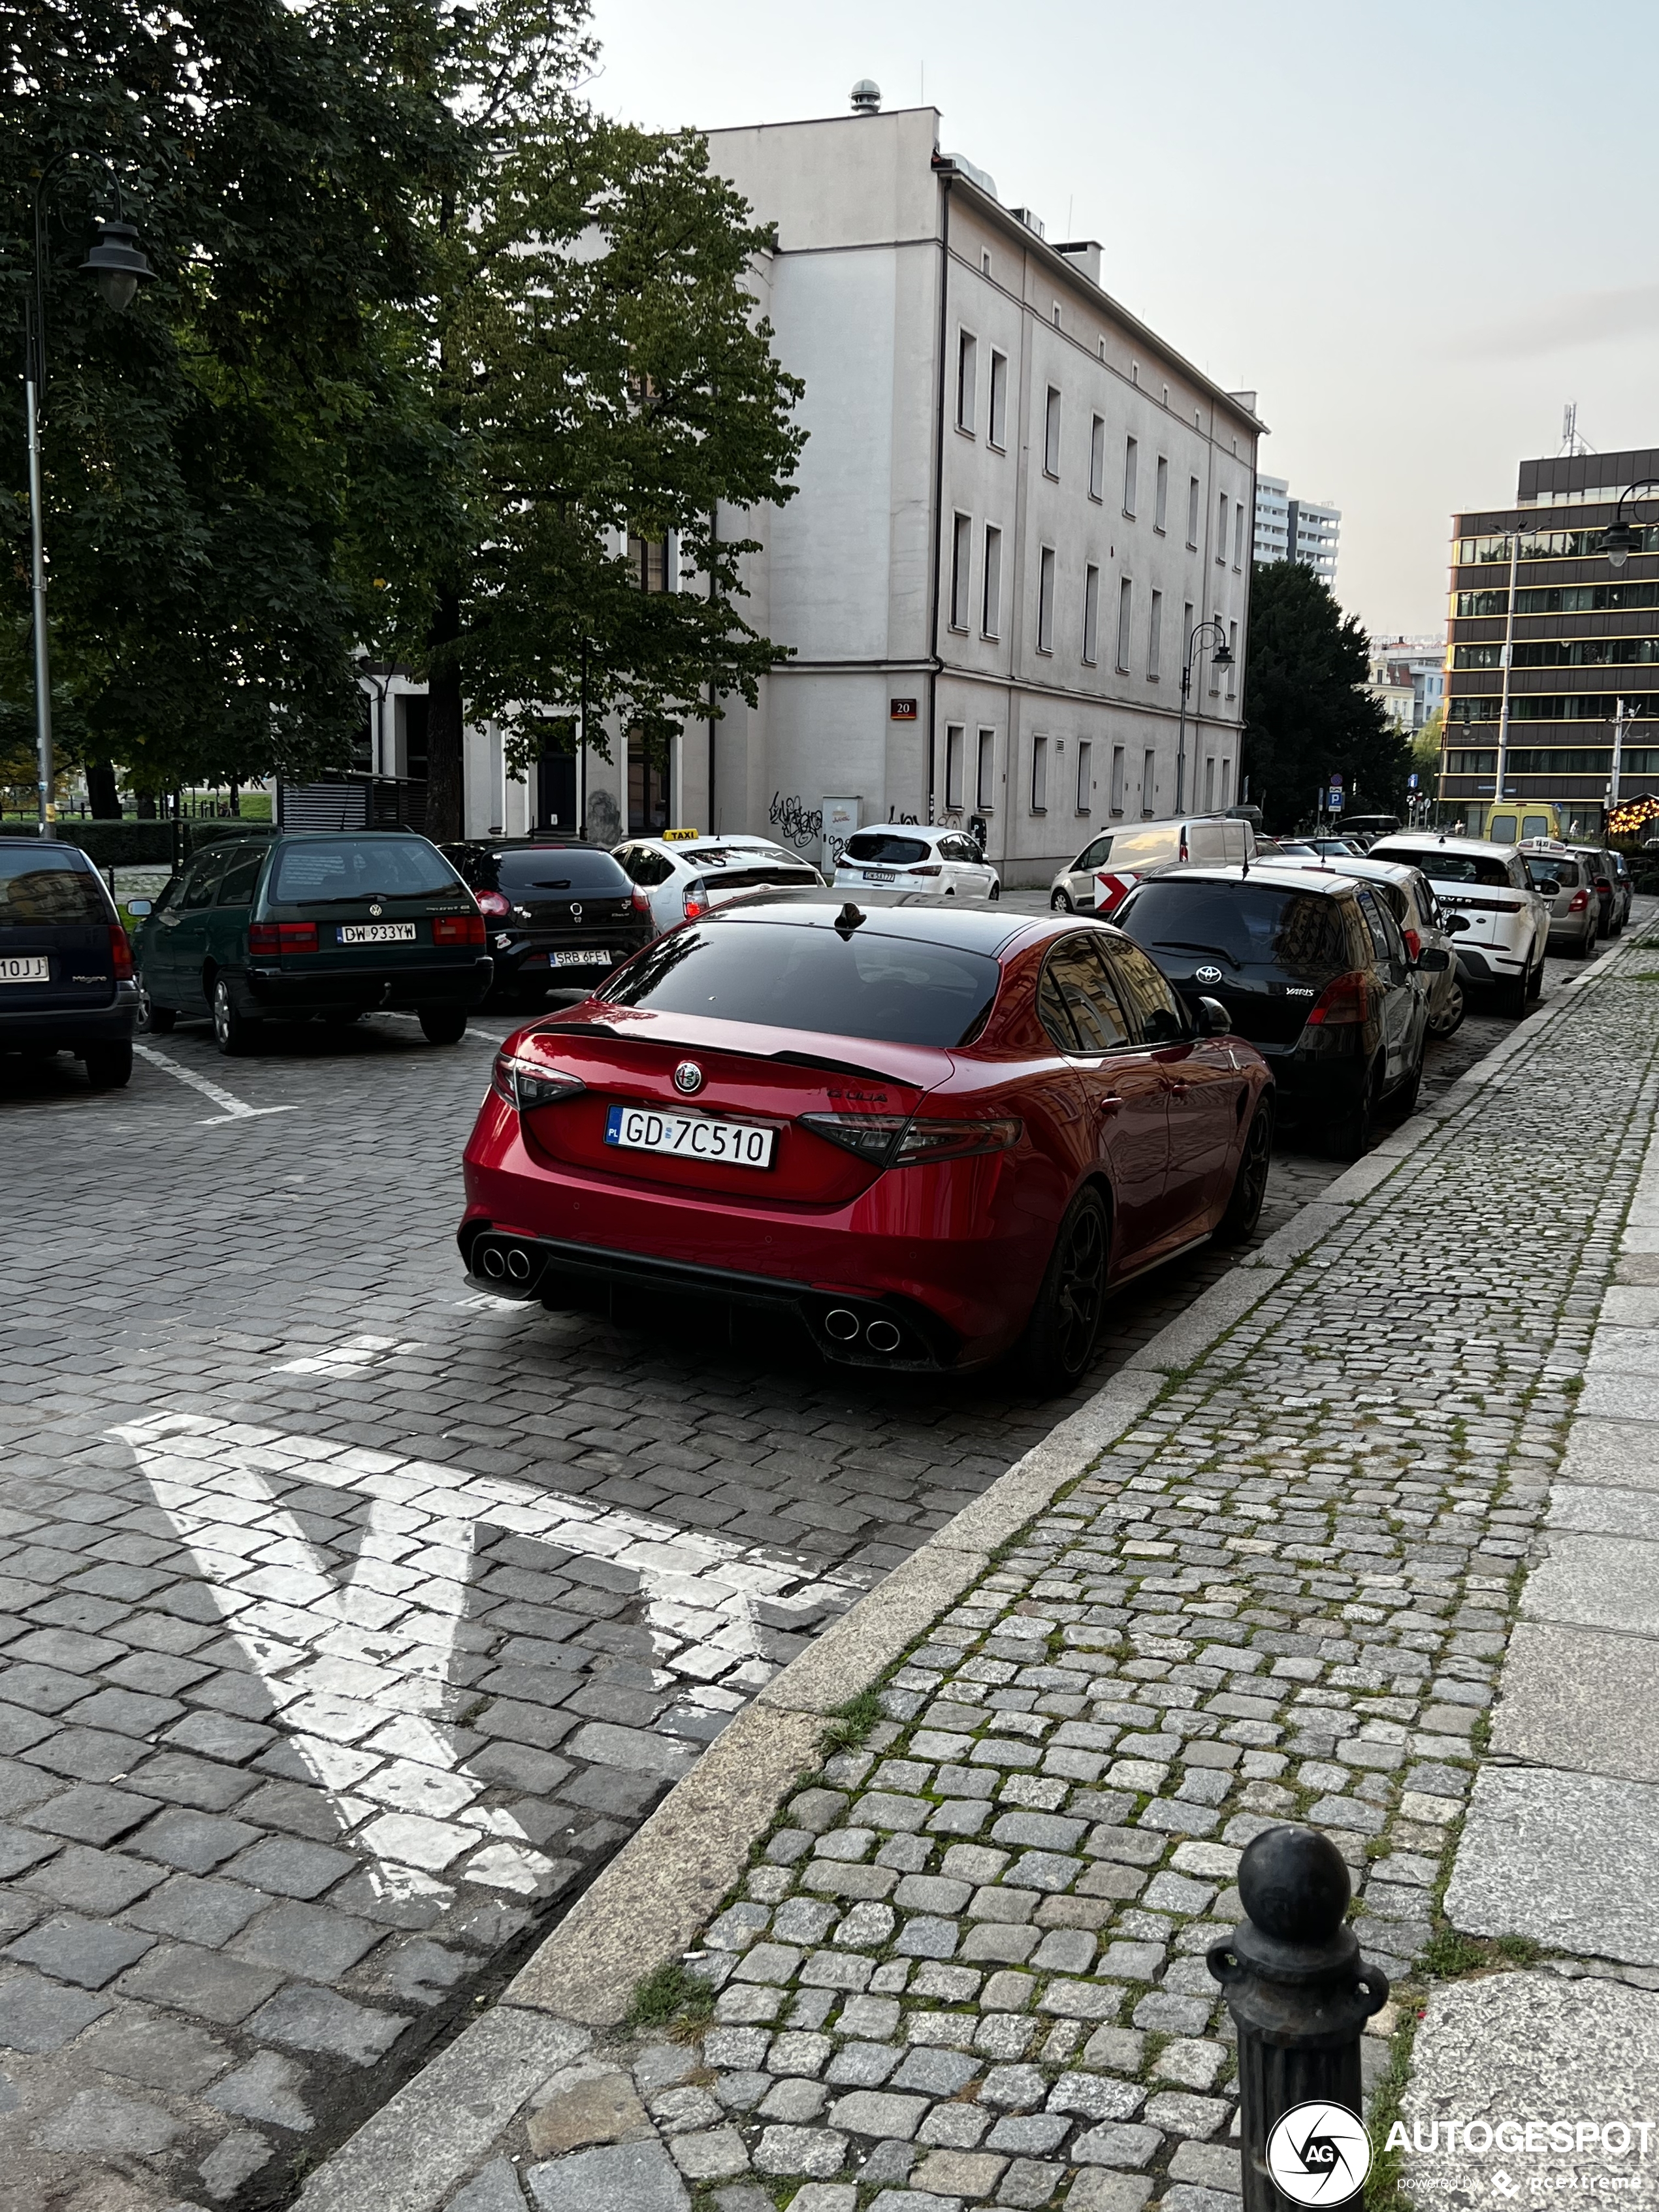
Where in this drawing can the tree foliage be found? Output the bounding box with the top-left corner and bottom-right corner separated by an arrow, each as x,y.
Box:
1240,561 -> 1409,831
1,0 -> 453,798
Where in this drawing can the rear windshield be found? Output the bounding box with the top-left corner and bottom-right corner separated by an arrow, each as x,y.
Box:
488,849 -> 630,895
1525,856 -> 1578,887
1119,880 -> 1351,975
0,850 -> 110,925
601,920 -> 1000,1046
689,844 -> 799,870
270,837 -> 462,904
844,834 -> 929,865
1381,848 -> 1509,887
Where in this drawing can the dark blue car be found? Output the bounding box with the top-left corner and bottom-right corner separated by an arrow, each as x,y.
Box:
0,837 -> 138,1089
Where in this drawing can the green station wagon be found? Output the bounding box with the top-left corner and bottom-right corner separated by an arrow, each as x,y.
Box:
129,831 -> 491,1054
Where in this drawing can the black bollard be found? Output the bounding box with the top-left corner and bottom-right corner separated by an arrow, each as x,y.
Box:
1207,1825 -> 1391,2212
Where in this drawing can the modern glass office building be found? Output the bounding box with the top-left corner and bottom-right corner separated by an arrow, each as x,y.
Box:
1439,445 -> 1659,834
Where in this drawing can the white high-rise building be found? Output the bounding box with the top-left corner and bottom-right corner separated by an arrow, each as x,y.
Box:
1253,475 -> 1340,586
446,88 -> 1263,880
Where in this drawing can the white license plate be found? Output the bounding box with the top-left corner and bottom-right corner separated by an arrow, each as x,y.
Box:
605,1103 -> 775,1169
337,922 -> 417,944
863,870 -> 897,884
551,948 -> 613,968
0,955 -> 50,984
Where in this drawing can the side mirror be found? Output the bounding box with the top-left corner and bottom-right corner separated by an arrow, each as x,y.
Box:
1536,879 -> 1562,897
1195,995 -> 1232,1036
1443,913 -> 1470,934
126,899 -> 152,918
1414,947 -> 1451,972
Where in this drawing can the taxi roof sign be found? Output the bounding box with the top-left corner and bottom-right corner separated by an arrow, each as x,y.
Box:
662,827 -> 701,841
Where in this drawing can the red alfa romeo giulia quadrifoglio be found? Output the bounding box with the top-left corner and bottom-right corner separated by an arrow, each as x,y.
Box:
457,891 -> 1274,1392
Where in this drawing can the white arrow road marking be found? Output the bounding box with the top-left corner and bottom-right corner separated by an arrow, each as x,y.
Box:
133,1042 -> 298,1126
113,1412 -> 856,1904
275,1334 -> 425,1377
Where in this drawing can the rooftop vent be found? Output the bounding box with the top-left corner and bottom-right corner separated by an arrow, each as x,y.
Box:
1008,206 -> 1046,240
851,79 -> 881,116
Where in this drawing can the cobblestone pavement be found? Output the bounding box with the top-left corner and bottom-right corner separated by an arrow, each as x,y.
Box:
397,916 -> 1659,2212
0,942 -> 1599,2208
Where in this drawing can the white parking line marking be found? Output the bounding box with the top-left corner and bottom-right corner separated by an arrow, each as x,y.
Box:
133,1042 -> 298,1125
275,1333 -> 425,1376
113,1411 -> 858,1903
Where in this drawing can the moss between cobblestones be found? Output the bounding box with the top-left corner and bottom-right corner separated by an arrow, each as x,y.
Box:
628,1959 -> 717,2033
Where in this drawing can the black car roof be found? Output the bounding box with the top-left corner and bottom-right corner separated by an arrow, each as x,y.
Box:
700,886 -> 1051,956
1124,864 -> 1358,896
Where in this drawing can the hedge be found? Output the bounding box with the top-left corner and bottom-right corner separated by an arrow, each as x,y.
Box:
5,821 -> 278,868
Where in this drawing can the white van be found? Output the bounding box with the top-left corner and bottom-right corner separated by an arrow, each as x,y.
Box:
1050,815 -> 1256,917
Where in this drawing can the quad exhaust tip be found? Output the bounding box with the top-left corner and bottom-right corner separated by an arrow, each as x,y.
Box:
477,1238 -> 538,1289
824,1306 -> 903,1354
865,1319 -> 902,1353
824,1307 -> 861,1341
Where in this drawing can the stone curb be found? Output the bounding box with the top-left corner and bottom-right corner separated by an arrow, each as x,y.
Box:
296,927 -> 1651,2212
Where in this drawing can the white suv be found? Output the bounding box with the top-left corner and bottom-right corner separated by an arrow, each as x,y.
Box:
613,834 -> 824,935
1368,833 -> 1551,1015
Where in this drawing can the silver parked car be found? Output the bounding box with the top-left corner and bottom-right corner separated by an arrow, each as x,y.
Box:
1517,843 -> 1600,959
1278,852 -> 1467,1037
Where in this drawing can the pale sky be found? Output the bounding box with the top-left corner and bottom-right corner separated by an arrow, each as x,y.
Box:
588,0 -> 1659,643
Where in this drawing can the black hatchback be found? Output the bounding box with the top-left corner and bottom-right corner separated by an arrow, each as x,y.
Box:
440,839 -> 654,1004
0,839 -> 138,1089
1115,865 -> 1446,1155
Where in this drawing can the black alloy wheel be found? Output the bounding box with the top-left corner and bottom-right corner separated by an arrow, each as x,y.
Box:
83,1042 -> 133,1091
1499,958 -> 1530,1018
1330,1059 -> 1381,1161
1017,1185 -> 1109,1394
1214,1100 -> 1274,1245
419,1005 -> 468,1045
988,882 -> 1001,901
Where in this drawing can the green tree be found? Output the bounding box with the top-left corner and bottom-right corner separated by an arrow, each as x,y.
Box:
351,0 -> 807,839
1411,709 -> 1445,799
1,0 -> 453,804
1240,561 -> 1408,830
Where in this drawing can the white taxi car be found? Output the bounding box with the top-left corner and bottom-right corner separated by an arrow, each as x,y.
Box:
832,825 -> 1000,899
613,833 -> 824,935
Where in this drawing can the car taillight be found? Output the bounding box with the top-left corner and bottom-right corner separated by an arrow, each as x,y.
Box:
434,912 -> 487,946
475,890 -> 512,920
632,888 -> 652,914
799,1112 -> 1022,1168
108,924 -> 133,980
249,922 -> 317,955
909,863 -> 942,876
683,878 -> 710,920
1569,889 -> 1590,912
1304,970 -> 1372,1026
490,1051 -> 587,1113
1402,927 -> 1421,960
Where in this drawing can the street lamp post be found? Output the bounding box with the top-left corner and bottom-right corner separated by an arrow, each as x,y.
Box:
1176,617 -> 1234,814
1596,479 -> 1659,571
22,157 -> 152,836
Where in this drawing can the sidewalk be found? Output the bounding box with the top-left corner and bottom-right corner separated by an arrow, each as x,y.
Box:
291,922 -> 1659,2212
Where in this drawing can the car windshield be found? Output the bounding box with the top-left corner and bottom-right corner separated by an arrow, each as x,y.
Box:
1381,848 -> 1509,887
270,837 -> 462,903
1525,857 -> 1577,887
601,920 -> 1001,1046
1119,880 -> 1351,974
0,850 -> 110,925
843,833 -> 931,865
489,850 -> 630,895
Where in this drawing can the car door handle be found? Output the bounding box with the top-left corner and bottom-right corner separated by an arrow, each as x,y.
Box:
1166,1078 -> 1189,1097
1096,1094 -> 1123,1116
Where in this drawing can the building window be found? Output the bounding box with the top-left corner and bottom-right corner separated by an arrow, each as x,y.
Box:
1076,739 -> 1093,814
1141,748 -> 1156,815
1031,734 -> 1049,813
976,727 -> 996,809
1148,589 -> 1163,680
1052,302 -> 1061,327
1082,565 -> 1100,665
1219,760 -> 1232,805
1116,577 -> 1133,672
989,351 -> 1008,449
945,724 -> 965,810
1044,387 -> 1061,477
1216,492 -> 1229,563
982,248 -> 991,276
1233,502 -> 1246,568
627,536 -> 668,592
1184,601 -> 1195,663
1110,744 -> 1125,814
982,524 -> 1003,638
1203,756 -> 1216,810
1037,547 -> 1056,653
1187,475 -> 1200,548
1227,620 -> 1238,699
1155,455 -> 1168,532
956,330 -> 977,434
1123,435 -> 1138,517
1089,415 -> 1105,502
950,513 -> 973,631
